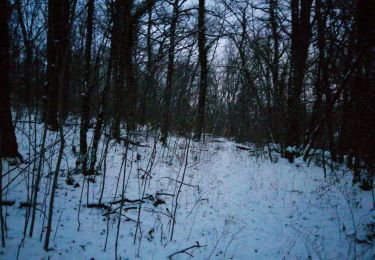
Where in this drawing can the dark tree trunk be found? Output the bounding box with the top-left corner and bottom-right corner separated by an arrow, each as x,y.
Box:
161,0 -> 179,144
44,0 -> 74,249
121,0 -> 136,130
111,0 -> 125,139
112,0 -> 155,136
80,0 -> 95,175
305,0 -> 325,142
140,5 -> 153,125
325,85 -> 337,162
44,0 -> 70,131
89,45 -> 113,175
350,0 -> 375,186
302,0 -> 328,159
0,0 -> 20,159
269,0 -> 283,144
15,0 -> 34,107
194,0 -> 208,141
285,0 -> 313,160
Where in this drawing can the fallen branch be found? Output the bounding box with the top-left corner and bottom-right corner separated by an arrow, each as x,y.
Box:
19,202 -> 35,208
87,203 -> 110,210
110,194 -> 154,205
235,145 -> 252,151
156,192 -> 174,197
0,200 -> 15,206
161,177 -> 200,190
103,206 -> 138,217
168,241 -> 206,259
103,210 -> 136,222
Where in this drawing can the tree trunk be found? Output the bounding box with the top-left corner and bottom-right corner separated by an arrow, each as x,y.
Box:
15,0 -> 34,107
140,5 -> 153,125
112,0 -> 155,135
161,0 -> 179,144
89,47 -> 113,175
194,0 -> 208,141
111,0 -> 125,139
285,0 -> 313,160
112,0 -> 135,135
0,0 -> 20,159
269,0 -> 283,144
123,1 -> 136,130
43,0 -> 71,248
44,0 -> 70,131
80,0 -> 95,175
350,0 -> 375,186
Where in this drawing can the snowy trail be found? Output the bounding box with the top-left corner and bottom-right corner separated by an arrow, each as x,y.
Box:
188,140 -> 373,259
2,135 -> 374,259
192,142 -> 288,259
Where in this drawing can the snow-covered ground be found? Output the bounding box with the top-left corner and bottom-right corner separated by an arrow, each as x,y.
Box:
1,123 -> 374,259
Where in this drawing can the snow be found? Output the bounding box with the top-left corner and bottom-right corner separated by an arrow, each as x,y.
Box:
286,146 -> 297,154
1,123 -> 374,259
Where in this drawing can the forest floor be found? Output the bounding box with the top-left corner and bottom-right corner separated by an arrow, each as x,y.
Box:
1,122 -> 374,259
